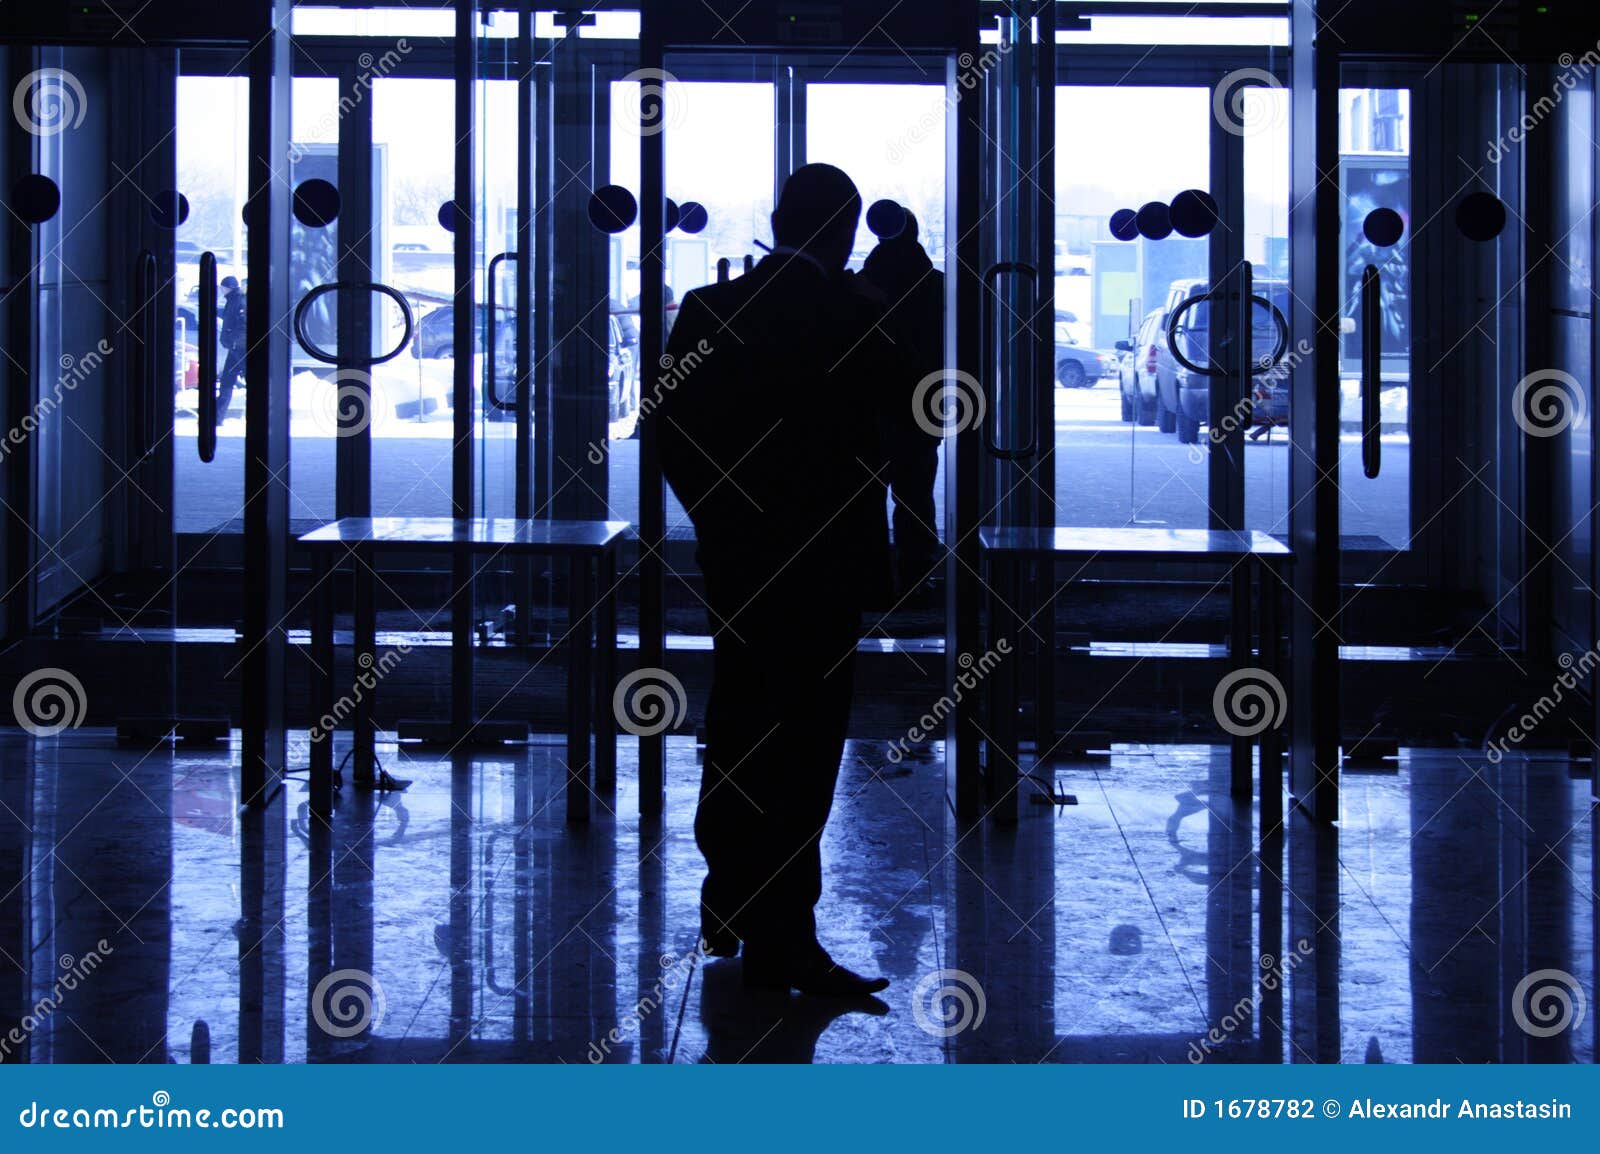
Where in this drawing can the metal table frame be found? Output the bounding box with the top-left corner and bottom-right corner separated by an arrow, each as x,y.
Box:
978,526 -> 1292,827
299,517 -> 630,824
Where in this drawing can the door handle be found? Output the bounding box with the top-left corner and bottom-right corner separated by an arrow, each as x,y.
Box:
197,252 -> 218,462
1167,288 -> 1287,377
981,260 -> 1039,460
1166,290 -> 1223,378
293,281 -> 415,365
485,251 -> 515,412
1361,263 -> 1381,478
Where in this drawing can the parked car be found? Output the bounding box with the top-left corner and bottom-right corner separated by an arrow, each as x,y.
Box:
1115,307 -> 1169,426
418,305 -> 639,433
1054,317 -> 1118,388
1159,277 -> 1291,443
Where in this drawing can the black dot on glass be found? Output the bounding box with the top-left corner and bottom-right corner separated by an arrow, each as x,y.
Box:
1456,191 -> 1506,242
1362,207 -> 1405,247
1169,189 -> 1218,238
587,185 -> 637,234
1136,200 -> 1172,241
11,174 -> 60,224
292,178 -> 340,228
1109,208 -> 1138,242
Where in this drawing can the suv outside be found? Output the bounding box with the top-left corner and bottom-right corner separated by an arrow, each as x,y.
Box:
1160,277 -> 1290,444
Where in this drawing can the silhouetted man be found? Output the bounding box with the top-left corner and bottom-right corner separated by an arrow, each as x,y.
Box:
653,163 -> 894,996
860,211 -> 944,599
215,275 -> 246,427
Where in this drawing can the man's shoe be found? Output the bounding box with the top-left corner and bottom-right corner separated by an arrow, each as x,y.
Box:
742,946 -> 890,996
699,899 -> 740,957
699,922 -> 740,958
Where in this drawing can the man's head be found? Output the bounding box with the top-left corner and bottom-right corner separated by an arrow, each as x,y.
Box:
770,163 -> 860,271
220,275 -> 240,294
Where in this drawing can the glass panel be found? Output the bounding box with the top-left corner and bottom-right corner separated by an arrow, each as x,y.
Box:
1243,83 -> 1291,535
806,82 -> 948,606
174,75 -> 250,535
1055,85 -> 1210,528
371,76 -> 455,518
1338,86 -> 1411,549
476,77 -> 520,520
607,77 -> 775,531
287,76 -> 340,523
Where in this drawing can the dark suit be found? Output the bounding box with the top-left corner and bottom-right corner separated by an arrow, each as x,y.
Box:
653,252 -> 894,951
861,238 -> 944,590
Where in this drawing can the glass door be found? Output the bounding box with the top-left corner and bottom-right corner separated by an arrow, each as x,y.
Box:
0,8 -> 291,800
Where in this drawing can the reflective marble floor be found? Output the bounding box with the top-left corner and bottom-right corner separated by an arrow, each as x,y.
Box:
0,732 -> 1593,1063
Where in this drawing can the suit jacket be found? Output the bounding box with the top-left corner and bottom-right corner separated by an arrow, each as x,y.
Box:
651,253 -> 896,611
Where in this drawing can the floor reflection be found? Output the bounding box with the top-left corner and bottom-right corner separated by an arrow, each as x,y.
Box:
0,732 -> 1592,1063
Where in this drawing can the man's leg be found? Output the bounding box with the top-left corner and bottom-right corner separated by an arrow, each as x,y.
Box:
215,347 -> 243,425
733,598 -> 859,952
694,627 -> 767,951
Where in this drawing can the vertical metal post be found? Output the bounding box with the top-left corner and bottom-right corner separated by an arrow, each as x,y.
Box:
335,59 -> 373,519
1289,6 -> 1342,821
451,0 -> 478,738
638,2 -> 666,815
947,1 -> 983,820
241,0 -> 293,808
